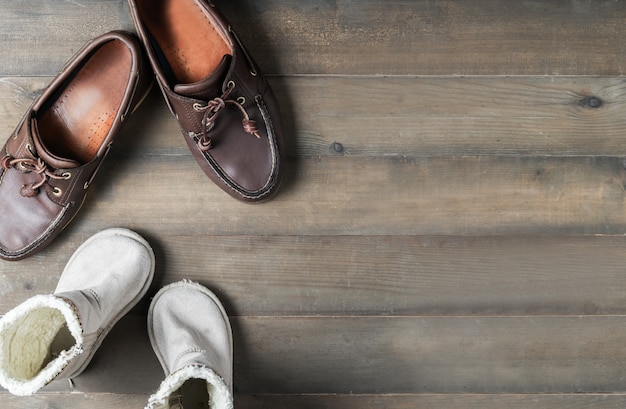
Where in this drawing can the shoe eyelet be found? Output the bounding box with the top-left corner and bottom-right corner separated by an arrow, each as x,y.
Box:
193,103 -> 204,111
52,187 -> 62,197
62,172 -> 71,179
227,80 -> 236,90
237,96 -> 246,105
26,143 -> 34,155
250,68 -> 258,77
84,181 -> 90,190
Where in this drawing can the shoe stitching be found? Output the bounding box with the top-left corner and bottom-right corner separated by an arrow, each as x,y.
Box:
172,347 -> 207,370
87,288 -> 102,311
196,0 -> 231,49
0,205 -> 69,258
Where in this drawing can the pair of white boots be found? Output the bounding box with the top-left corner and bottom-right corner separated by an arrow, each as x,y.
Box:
0,228 -> 233,409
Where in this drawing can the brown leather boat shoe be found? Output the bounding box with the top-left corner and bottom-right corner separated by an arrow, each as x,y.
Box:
128,0 -> 285,202
0,31 -> 152,260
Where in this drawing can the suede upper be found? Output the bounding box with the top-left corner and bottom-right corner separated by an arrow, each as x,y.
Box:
146,281 -> 234,409
0,228 -> 155,396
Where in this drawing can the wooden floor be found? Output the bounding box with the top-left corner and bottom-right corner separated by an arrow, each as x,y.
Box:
2,0 -> 626,407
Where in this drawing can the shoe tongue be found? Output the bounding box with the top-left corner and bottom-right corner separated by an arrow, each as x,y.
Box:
30,118 -> 81,169
173,55 -> 232,100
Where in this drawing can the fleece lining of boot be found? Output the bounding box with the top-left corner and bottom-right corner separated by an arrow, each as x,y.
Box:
0,295 -> 83,396
2,307 -> 71,380
146,364 -> 233,409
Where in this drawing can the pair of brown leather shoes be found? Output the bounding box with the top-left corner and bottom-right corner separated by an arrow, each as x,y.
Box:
0,0 -> 285,261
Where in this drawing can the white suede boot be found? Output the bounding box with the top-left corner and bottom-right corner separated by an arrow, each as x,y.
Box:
0,228 -> 155,396
146,281 -> 233,409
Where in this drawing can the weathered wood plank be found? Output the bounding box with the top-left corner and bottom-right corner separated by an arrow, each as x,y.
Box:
0,1 -> 133,76
231,316 -> 626,394
236,393 -> 626,409
24,315 -> 626,394
0,151 -> 624,236
2,73 -> 626,233
53,155 -> 626,236
4,235 -> 626,318
2,1 -> 626,76
3,392 -> 626,409
1,2 -> 624,405
108,235 -> 626,317
3,80 -> 624,236
215,0 -> 626,76
272,76 -> 626,158
4,76 -> 626,158
0,393 -> 147,409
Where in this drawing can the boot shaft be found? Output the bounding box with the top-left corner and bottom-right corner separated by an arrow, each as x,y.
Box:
0,228 -> 155,396
146,281 -> 234,409
0,295 -> 83,396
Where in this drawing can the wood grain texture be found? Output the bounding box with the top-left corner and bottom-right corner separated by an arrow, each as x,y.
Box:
3,76 -> 626,158
4,393 -> 626,409
214,0 -> 626,76
45,155 -> 626,236
21,315 -> 626,395
1,0 -> 626,405
0,141 -> 625,235
2,77 -> 626,237
236,394 -> 626,409
272,76 -> 626,157
0,1 -> 133,76
4,235 -> 626,317
231,316 -> 626,394
0,393 -> 148,409
1,0 -> 626,76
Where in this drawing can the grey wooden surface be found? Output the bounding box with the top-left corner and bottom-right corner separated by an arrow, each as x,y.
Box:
2,0 -> 626,407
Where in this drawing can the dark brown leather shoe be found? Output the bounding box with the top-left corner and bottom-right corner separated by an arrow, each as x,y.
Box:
0,31 -> 152,260
128,0 -> 285,202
